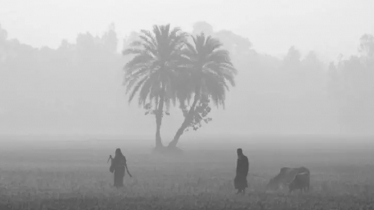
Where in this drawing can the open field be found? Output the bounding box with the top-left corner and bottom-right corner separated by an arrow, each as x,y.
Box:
1,136 -> 374,210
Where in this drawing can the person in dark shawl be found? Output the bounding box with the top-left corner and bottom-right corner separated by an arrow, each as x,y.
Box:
109,148 -> 132,188
234,148 -> 249,194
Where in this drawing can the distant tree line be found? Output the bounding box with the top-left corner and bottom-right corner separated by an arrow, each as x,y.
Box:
0,21 -> 373,145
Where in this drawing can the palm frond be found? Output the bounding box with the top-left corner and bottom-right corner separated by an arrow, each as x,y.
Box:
178,33 -> 237,110
138,72 -> 159,106
123,67 -> 150,94
128,76 -> 148,104
124,53 -> 153,71
122,23 -> 189,114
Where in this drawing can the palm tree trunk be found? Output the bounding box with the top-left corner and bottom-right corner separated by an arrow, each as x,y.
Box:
168,124 -> 185,148
168,89 -> 200,148
155,92 -> 164,149
155,114 -> 163,148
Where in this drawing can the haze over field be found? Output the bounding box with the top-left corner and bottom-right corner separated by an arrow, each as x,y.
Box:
1,0 -> 374,146
2,2 -> 374,209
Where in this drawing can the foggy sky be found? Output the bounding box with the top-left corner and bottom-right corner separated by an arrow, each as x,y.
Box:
1,0 -> 373,60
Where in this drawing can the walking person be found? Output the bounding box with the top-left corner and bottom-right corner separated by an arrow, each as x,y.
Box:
109,148 -> 132,188
234,148 -> 249,194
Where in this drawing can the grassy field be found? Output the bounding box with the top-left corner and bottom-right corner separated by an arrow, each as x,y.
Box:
0,136 -> 374,210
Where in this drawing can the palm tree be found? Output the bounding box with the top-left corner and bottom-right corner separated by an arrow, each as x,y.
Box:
122,24 -> 187,150
167,33 -> 237,149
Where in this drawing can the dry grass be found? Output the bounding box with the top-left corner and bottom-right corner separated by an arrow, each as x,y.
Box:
0,139 -> 374,210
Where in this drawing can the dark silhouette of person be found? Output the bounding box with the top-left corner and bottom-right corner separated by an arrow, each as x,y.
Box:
109,148 -> 131,188
234,148 -> 249,194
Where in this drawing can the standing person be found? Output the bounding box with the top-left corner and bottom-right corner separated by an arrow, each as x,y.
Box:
109,148 -> 132,188
234,148 -> 249,194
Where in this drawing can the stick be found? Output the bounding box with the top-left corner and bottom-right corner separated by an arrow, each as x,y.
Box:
107,155 -> 113,163
125,164 -> 132,177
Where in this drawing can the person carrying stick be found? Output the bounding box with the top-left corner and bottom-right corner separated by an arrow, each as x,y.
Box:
109,148 -> 132,188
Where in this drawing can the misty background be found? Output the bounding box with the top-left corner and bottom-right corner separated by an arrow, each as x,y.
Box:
1,0 -> 374,146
